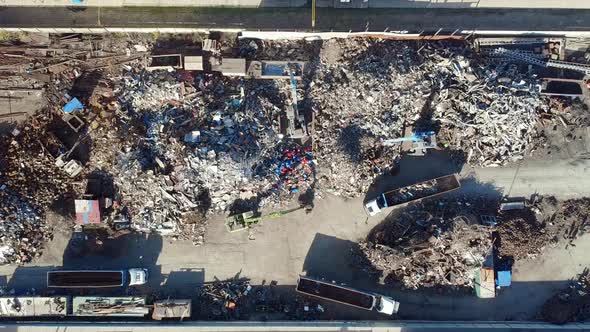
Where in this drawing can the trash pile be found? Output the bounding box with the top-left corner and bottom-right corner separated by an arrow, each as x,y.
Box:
113,69 -> 314,222
310,39 -> 550,197
495,196 -> 590,260
495,210 -> 549,260
529,196 -> 590,248
196,277 -> 325,320
0,187 -> 48,264
357,195 -> 497,290
541,268 -> 590,324
497,195 -> 590,260
197,278 -> 254,320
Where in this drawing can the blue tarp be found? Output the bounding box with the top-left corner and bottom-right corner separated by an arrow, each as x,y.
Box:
63,98 -> 83,113
496,271 -> 512,287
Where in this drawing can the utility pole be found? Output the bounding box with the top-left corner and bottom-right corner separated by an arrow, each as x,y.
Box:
311,0 -> 316,31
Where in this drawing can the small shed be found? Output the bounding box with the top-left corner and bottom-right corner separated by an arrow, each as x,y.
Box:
474,267 -> 496,298
496,270 -> 512,287
0,297 -> 67,317
75,199 -> 101,225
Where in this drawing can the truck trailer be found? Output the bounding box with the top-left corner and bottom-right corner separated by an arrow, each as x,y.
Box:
296,276 -> 399,315
364,174 -> 461,216
0,297 -> 67,317
47,269 -> 148,288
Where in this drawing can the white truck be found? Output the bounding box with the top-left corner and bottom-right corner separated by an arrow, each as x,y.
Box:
365,174 -> 461,216
47,269 -> 148,288
296,275 -> 399,315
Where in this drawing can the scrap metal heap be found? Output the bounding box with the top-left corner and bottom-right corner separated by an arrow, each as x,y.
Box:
541,268 -> 590,324
357,195 -> 498,290
0,33 -> 320,251
110,70 -> 315,237
309,39 -> 550,197
197,277 -> 325,320
0,187 -> 46,264
356,194 -> 590,290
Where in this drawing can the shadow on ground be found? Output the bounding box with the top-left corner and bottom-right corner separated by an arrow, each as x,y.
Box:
5,231 -> 206,299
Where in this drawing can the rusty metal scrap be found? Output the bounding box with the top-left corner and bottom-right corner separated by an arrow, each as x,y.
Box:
358,194 -> 590,290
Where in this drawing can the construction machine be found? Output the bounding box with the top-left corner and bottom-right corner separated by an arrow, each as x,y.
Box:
225,206 -> 304,233
381,128 -> 437,157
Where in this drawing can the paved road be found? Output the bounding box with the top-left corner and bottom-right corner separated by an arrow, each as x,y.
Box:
465,157 -> 590,199
3,0 -> 590,9
1,7 -> 590,32
0,321 -> 587,331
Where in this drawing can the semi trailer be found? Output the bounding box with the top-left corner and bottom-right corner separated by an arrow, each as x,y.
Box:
47,269 -> 148,288
296,275 -> 399,315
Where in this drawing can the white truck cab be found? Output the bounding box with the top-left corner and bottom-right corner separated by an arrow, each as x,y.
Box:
376,296 -> 400,315
364,198 -> 382,216
128,268 -> 148,286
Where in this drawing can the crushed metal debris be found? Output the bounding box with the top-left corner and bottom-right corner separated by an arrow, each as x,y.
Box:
541,268 -> 590,324
356,194 -> 590,290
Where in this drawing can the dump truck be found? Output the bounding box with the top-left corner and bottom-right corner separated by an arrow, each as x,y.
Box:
47,269 -> 148,288
364,174 -> 461,216
296,276 -> 400,315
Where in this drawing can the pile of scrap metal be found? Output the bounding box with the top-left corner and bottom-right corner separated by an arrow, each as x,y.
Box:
542,268 -> 590,324
357,193 -> 590,291
197,277 -> 253,320
0,186 -> 47,264
152,299 -> 192,321
72,297 -> 149,317
196,277 -> 326,320
0,297 -> 67,317
309,38 -> 552,197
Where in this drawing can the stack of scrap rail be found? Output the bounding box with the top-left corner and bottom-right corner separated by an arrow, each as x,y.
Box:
541,268 -> 590,324
308,38 -> 551,197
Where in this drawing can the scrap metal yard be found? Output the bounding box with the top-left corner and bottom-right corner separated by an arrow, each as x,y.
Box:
1,30 -> 590,323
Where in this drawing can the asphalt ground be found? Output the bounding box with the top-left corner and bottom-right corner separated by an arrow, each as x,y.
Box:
1,7 -> 590,32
